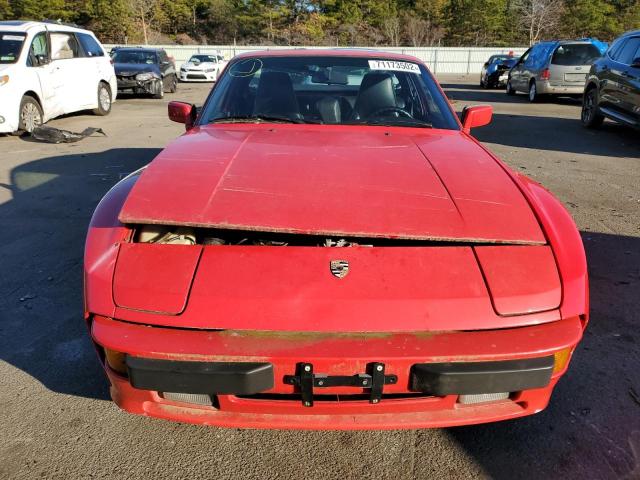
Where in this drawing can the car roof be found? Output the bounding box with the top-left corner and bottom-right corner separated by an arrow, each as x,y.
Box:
0,20 -> 92,34
557,40 -> 596,45
620,29 -> 640,38
233,48 -> 423,64
114,47 -> 163,53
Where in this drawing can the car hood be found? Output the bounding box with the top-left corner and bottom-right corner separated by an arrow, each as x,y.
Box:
183,62 -> 213,69
119,125 -> 545,244
114,63 -> 158,75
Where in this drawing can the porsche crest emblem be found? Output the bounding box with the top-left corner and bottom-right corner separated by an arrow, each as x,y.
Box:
330,260 -> 349,279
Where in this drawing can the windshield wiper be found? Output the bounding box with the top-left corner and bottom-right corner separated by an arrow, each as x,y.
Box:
346,119 -> 433,128
210,114 -> 308,124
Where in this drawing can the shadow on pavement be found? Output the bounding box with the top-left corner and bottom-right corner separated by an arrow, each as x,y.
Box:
473,113 -> 639,158
441,82 -> 639,158
0,148 -> 160,400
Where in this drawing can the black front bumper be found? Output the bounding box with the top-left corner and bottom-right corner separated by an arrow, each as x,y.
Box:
126,356 -> 274,395
410,356 -> 554,395
125,355 -> 554,399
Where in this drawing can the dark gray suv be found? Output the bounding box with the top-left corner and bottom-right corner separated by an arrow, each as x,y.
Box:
582,30 -> 640,129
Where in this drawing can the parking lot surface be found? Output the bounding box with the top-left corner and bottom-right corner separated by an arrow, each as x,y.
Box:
1,76 -> 639,479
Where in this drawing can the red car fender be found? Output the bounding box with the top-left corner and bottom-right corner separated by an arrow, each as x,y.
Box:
84,171 -> 141,319
510,173 -> 589,323
465,135 -> 588,324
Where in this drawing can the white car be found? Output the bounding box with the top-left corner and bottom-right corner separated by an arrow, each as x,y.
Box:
178,54 -> 227,82
0,21 -> 117,134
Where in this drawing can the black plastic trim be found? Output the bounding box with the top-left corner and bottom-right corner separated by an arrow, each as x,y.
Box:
410,356 -> 554,396
126,356 -> 274,395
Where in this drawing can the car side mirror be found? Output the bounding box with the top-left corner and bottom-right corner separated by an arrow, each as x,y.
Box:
168,101 -> 197,131
461,105 -> 493,132
483,62 -> 489,67
631,58 -> 640,68
35,54 -> 50,66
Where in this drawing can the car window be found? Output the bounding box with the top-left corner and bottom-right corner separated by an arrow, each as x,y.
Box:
489,55 -> 510,64
607,38 -> 627,61
551,44 -> 601,66
526,43 -> 555,69
77,33 -> 104,57
50,32 -> 80,60
616,37 -> 640,65
112,50 -> 158,64
27,32 -> 48,66
518,49 -> 531,65
190,55 -> 216,63
0,31 -> 26,64
200,56 -> 459,130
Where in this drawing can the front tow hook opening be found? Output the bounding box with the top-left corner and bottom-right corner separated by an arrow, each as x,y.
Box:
284,362 -> 398,407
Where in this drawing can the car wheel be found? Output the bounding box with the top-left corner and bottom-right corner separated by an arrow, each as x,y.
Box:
528,81 -> 539,102
93,82 -> 112,116
153,79 -> 164,99
18,95 -> 43,133
506,79 -> 515,95
581,87 -> 604,129
169,74 -> 177,93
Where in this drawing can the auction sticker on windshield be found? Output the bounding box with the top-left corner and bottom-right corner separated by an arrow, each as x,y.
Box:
368,60 -> 420,73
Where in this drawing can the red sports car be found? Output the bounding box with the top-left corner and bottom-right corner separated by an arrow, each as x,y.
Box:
84,50 -> 588,429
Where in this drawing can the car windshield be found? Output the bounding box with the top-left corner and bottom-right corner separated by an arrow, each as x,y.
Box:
490,55 -> 511,64
200,55 -> 459,129
551,44 -> 601,66
113,50 -> 157,64
0,32 -> 26,64
190,55 -> 216,63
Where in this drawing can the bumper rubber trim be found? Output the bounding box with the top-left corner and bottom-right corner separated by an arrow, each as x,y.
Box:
410,356 -> 554,395
126,356 -> 274,395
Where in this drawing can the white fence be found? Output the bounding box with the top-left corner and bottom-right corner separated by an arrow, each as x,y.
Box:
104,45 -> 528,74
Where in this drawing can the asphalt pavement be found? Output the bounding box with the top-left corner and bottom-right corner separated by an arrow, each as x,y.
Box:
1,76 -> 639,479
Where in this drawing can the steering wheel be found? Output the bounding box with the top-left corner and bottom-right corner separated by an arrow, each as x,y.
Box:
366,106 -> 413,119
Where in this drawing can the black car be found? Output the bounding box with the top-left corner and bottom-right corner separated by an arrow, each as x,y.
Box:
112,47 -> 177,99
480,54 -> 519,88
582,30 -> 640,129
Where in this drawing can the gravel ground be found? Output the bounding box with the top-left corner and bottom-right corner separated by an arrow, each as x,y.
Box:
1,76 -> 638,480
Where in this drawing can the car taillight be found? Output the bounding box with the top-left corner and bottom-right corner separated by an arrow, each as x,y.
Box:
540,68 -> 550,80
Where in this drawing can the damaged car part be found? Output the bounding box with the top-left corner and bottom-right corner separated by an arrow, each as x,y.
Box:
30,125 -> 106,143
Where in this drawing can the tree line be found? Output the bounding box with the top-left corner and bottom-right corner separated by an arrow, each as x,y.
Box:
1,0 -> 639,47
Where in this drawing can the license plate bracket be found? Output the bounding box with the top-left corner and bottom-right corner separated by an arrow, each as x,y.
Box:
284,362 -> 397,407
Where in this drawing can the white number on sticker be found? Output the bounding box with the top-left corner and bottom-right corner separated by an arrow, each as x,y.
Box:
368,60 -> 420,74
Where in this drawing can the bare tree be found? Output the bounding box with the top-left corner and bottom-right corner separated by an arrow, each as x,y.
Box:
129,0 -> 160,45
383,17 -> 401,47
402,15 -> 445,47
514,0 -> 565,45
403,15 -> 428,47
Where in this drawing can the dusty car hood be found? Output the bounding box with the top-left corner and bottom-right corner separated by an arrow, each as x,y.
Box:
119,125 -> 545,244
114,63 -> 158,75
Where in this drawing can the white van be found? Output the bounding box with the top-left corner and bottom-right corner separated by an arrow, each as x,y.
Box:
0,21 -> 117,134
